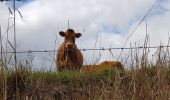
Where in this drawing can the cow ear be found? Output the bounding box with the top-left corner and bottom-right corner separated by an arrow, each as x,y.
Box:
59,31 -> 65,37
75,33 -> 81,38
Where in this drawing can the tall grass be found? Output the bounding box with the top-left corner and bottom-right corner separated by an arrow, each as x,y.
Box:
1,65 -> 170,99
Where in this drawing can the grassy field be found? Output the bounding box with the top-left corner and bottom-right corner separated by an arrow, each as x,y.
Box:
0,66 -> 170,100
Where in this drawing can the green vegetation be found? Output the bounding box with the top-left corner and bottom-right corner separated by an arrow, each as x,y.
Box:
1,66 -> 170,100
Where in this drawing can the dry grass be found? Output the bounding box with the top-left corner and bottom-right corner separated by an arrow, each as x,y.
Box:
0,65 -> 170,100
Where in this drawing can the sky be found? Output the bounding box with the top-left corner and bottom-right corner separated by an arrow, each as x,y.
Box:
0,0 -> 170,70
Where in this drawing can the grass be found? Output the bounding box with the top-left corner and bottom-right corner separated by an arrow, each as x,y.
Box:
1,66 -> 170,100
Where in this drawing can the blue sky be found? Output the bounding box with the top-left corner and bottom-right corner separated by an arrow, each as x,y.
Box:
147,0 -> 169,17
6,0 -> 32,9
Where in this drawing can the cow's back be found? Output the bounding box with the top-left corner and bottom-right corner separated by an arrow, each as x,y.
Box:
100,61 -> 124,70
80,61 -> 124,72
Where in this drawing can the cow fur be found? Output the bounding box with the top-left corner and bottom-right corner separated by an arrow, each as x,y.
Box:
100,61 -> 124,70
56,29 -> 83,71
80,61 -> 123,72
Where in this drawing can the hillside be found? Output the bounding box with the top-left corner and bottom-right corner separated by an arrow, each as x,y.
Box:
1,66 -> 170,100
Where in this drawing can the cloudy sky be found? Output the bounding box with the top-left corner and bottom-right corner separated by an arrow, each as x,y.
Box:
0,0 -> 170,70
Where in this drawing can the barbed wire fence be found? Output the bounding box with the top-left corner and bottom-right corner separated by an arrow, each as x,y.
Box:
1,44 -> 170,69
0,45 -> 169,54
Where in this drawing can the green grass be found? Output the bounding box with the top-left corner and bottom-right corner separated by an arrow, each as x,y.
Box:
1,66 -> 170,99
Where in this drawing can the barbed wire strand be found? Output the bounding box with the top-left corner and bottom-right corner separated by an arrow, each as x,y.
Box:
0,45 -> 170,54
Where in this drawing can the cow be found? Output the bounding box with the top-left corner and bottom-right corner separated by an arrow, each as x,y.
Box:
100,61 -> 124,70
80,61 -> 123,72
56,29 -> 83,72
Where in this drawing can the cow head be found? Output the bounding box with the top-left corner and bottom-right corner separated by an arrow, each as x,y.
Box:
59,29 -> 81,51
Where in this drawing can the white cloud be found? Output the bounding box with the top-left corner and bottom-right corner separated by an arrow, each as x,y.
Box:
0,0 -> 170,70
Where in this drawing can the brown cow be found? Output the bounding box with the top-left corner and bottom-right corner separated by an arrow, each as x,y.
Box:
80,61 -> 123,72
100,61 -> 124,70
56,29 -> 83,71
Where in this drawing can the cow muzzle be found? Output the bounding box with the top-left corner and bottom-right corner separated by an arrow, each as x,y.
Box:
66,43 -> 74,49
